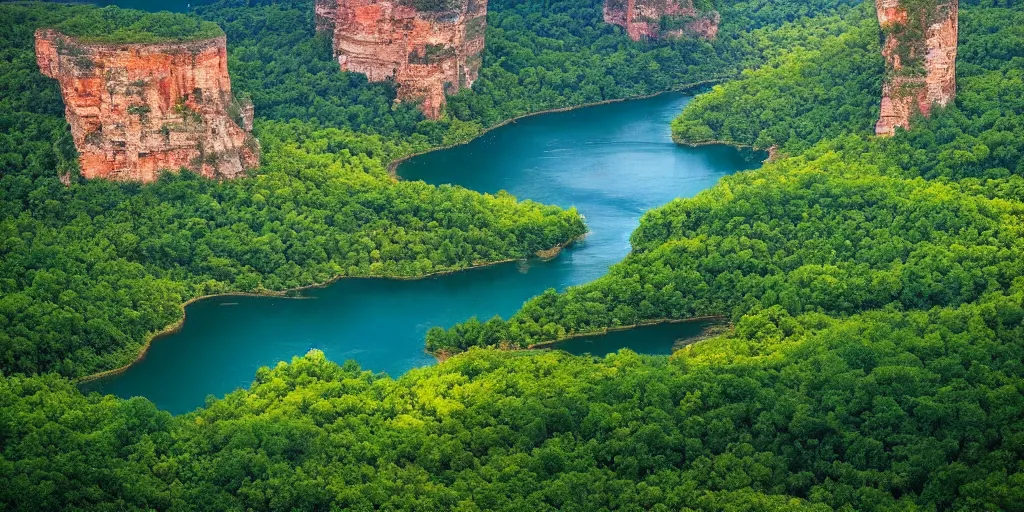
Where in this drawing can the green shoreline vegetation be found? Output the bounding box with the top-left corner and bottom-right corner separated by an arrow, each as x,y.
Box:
76,231 -> 584,385
384,77 -> 729,174
1,2 -> 588,378
3,0 -> 1024,510
525,316 -> 728,349
1,0 -> 860,379
427,0 -> 1024,353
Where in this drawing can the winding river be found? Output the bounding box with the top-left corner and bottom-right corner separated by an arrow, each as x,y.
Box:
81,93 -> 763,413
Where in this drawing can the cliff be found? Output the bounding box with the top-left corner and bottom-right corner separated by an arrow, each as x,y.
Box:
35,29 -> 259,182
318,0 -> 487,119
603,0 -> 720,41
875,0 -> 957,137
315,0 -> 338,33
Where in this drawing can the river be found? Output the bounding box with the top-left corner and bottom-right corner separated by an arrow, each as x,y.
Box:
81,93 -> 763,413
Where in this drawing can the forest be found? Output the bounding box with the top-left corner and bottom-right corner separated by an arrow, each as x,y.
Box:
0,3 -> 588,378
50,7 -> 224,43
427,1 -> 1024,350
2,0 -> 1024,510
6,297 -> 1024,510
670,9 -> 884,152
0,0 -> 865,378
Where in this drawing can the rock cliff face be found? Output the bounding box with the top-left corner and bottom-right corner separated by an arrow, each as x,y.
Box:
603,0 -> 720,41
35,29 -> 259,182
315,0 -> 339,33
318,0 -> 486,119
875,0 -> 957,137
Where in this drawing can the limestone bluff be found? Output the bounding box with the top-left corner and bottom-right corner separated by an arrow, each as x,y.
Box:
35,29 -> 259,183
875,0 -> 957,137
603,0 -> 720,42
316,0 -> 487,119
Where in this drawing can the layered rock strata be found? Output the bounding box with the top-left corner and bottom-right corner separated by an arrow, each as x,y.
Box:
603,0 -> 720,41
36,29 -> 258,182
318,0 -> 486,119
875,0 -> 957,137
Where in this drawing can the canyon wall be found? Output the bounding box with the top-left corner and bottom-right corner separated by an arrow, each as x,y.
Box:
875,0 -> 957,137
318,0 -> 487,119
36,29 -> 259,182
603,0 -> 720,41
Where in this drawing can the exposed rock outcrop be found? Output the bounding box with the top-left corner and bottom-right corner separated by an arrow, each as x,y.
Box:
315,0 -> 339,33
603,0 -> 720,41
317,0 -> 487,119
35,29 -> 259,182
875,0 -> 957,137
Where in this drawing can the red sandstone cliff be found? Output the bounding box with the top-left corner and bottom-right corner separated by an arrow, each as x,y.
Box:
318,0 -> 486,119
875,0 -> 957,137
36,29 -> 259,182
603,0 -> 720,41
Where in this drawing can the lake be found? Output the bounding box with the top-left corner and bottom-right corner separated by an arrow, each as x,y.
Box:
82,93 -> 763,413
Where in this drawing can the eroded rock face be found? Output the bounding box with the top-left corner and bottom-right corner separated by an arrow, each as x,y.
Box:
603,0 -> 720,41
36,29 -> 259,182
875,0 -> 957,137
315,0 -> 338,33
319,0 -> 487,119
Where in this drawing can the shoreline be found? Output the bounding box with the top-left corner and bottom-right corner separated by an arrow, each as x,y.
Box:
674,137 -> 779,161
524,316 -> 728,350
388,76 -> 732,176
79,81 -> 738,385
77,234 -> 585,384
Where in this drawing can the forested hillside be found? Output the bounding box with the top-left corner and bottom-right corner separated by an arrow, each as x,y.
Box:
0,0 -> 861,378
3,0 -> 1024,510
5,299 -> 1023,510
671,13 -> 883,152
0,3 -> 587,377
428,2 -> 1024,351
412,5 -> 1024,508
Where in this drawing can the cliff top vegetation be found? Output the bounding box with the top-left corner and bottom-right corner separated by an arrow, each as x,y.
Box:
48,6 -> 223,44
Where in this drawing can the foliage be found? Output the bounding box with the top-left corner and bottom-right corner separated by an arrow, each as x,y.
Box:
52,6 -> 223,44
193,0 -> 860,138
443,0 -> 861,127
5,296 -> 1024,510
3,1 -> 1024,511
428,4 -> 1024,353
0,0 -> 872,378
671,13 -> 883,152
0,3 -> 585,377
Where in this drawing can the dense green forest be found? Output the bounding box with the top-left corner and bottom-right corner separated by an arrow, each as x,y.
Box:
671,12 -> 883,152
3,0 -> 1024,510
51,7 -> 224,43
0,3 -> 587,378
0,0 -> 867,378
5,300 -> 1024,510
194,0 -> 862,139
428,2 -> 1024,351
444,0 -> 861,126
